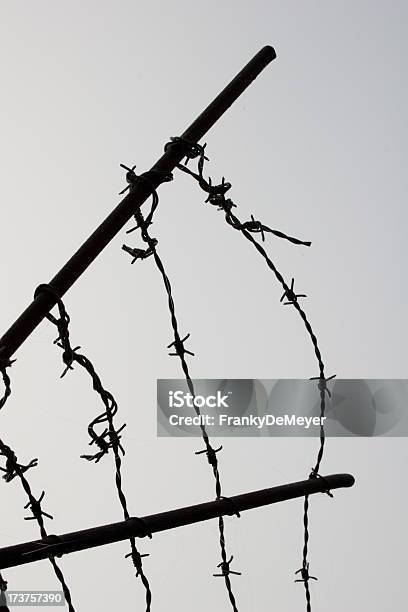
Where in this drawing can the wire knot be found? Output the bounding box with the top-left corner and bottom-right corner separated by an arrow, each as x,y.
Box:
309,469 -> 334,498
295,562 -> 318,583
107,423 -> 126,454
81,431 -> 110,462
0,447 -> 38,483
310,374 -> 336,397
205,176 -> 232,203
24,490 -> 53,521
210,196 -> 238,215
34,284 -> 81,377
54,342 -> 81,378
213,555 -> 241,577
167,333 -> 194,358
195,444 -> 222,467
122,242 -> 158,263
241,214 -> 270,241
81,423 -> 126,463
126,208 -> 154,234
280,278 -> 307,306
165,136 -> 208,165
125,548 -> 150,577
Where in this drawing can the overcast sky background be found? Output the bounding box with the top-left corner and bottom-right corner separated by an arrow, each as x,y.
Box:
0,1 -> 407,611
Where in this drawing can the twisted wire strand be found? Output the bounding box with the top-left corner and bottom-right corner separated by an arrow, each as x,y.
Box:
121,163 -> 240,612
173,139 -> 335,612
0,366 -> 76,612
34,285 -> 152,612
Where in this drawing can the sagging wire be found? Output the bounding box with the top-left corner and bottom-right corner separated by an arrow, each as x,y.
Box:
33,284 -> 153,612
171,136 -> 336,612
120,160 -> 241,612
0,359 -> 76,612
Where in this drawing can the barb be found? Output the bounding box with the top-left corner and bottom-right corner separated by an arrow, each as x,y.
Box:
121,158 -> 241,612
174,140 -> 334,612
167,334 -> 195,358
310,374 -> 336,399
34,284 -> 152,611
294,562 -> 318,583
213,555 -> 242,577
122,243 -> 157,264
280,278 -> 307,306
0,377 -> 76,611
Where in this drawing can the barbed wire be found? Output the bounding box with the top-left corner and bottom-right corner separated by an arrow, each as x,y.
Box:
34,284 -> 153,612
0,357 -> 14,411
120,162 -> 241,612
0,361 -> 76,612
1,359 -> 16,612
171,136 -> 335,612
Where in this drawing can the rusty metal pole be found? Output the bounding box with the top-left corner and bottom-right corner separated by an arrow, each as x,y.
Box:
0,46 -> 276,362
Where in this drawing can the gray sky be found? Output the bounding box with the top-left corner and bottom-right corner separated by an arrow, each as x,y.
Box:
0,1 -> 407,610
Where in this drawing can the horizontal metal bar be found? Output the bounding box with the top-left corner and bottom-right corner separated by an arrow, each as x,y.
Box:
0,46 -> 276,361
0,473 -> 354,569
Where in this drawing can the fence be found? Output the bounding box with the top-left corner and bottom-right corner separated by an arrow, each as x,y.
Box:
0,46 -> 354,612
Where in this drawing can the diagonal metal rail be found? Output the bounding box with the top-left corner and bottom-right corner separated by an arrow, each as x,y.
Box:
0,45 -> 276,362
0,474 -> 354,570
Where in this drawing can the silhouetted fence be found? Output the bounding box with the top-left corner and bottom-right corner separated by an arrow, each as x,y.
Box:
0,46 -> 353,612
